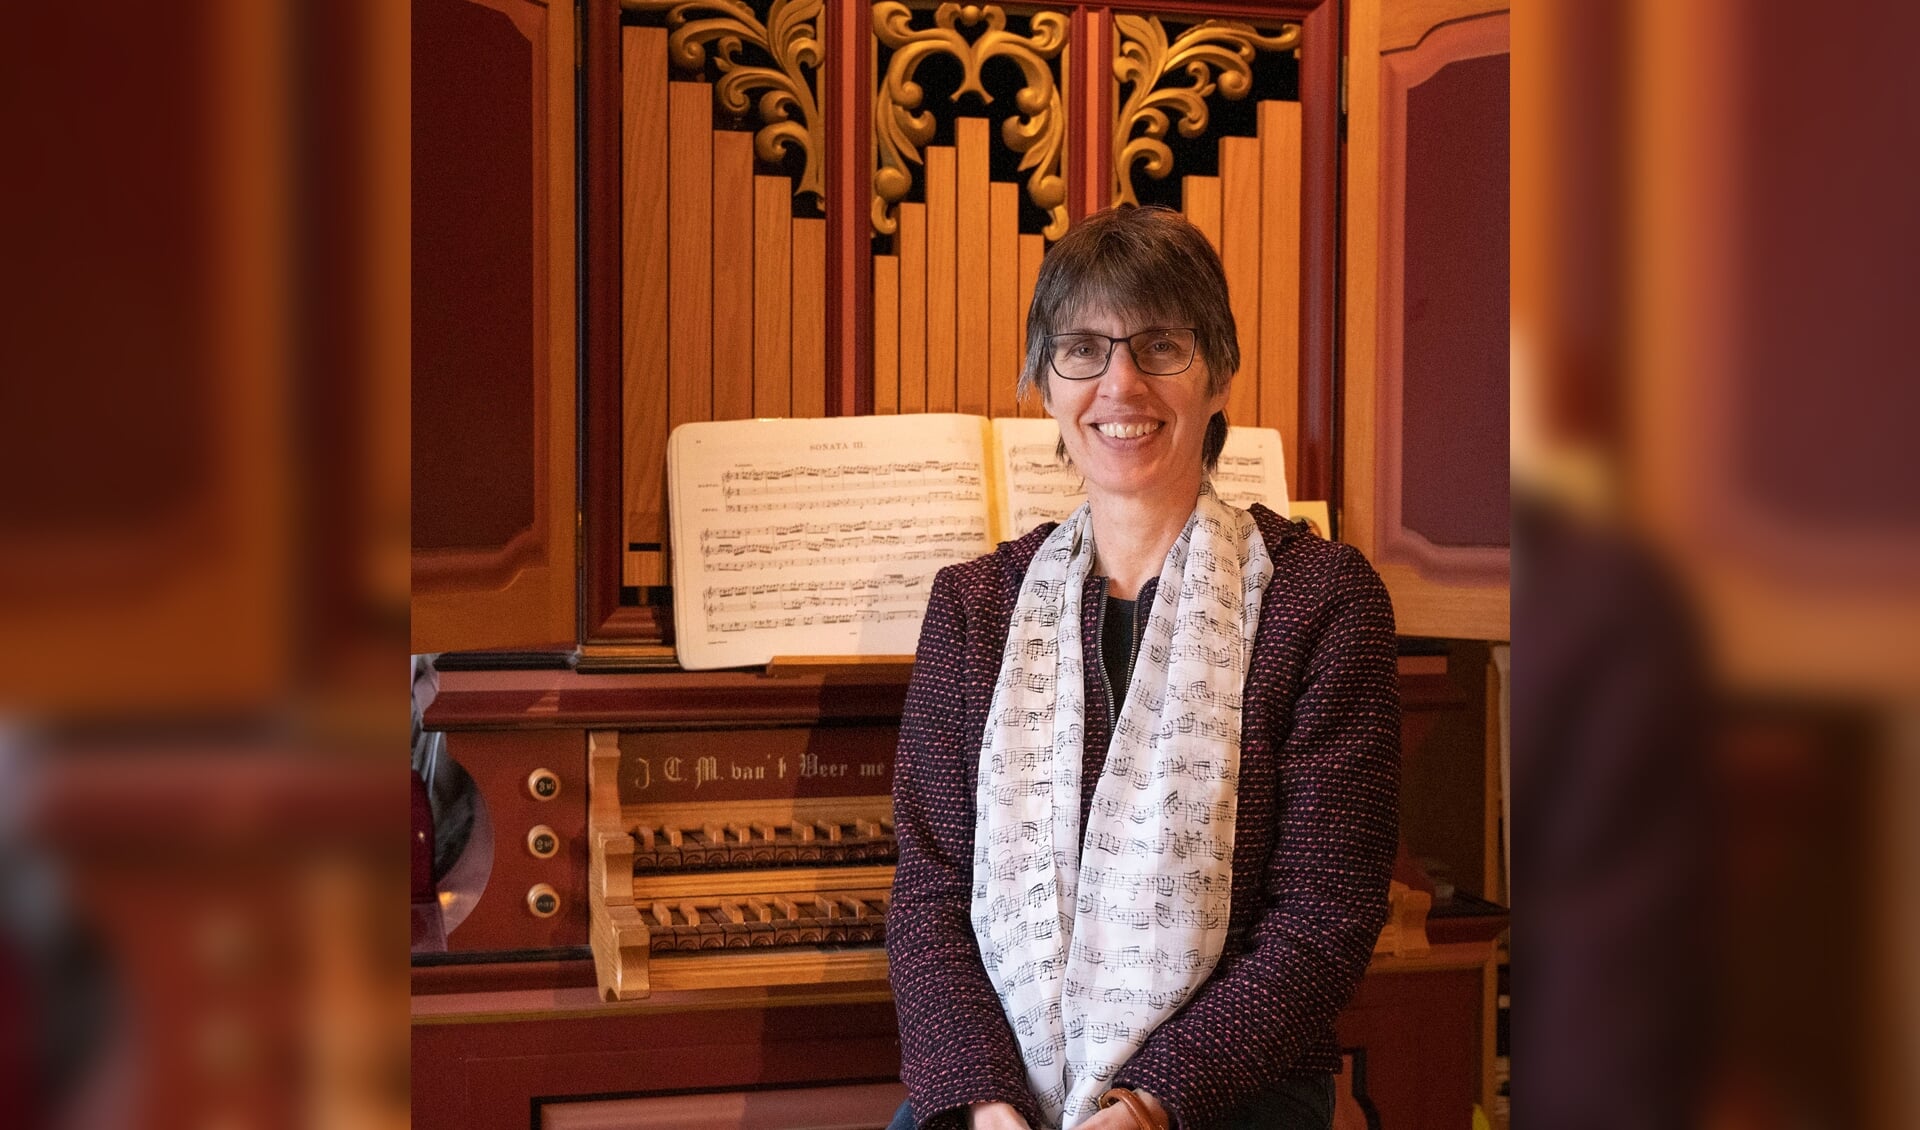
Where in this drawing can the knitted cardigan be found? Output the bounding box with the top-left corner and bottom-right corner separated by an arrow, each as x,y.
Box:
886,505 -> 1401,1130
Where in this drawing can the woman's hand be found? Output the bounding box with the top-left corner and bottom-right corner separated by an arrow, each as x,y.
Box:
968,1100 -> 1031,1129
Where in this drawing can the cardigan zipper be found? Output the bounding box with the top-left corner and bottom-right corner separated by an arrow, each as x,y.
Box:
1092,581 -> 1117,732
1098,584 -> 1150,734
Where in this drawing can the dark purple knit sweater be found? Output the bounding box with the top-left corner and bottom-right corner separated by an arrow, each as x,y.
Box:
886,505 -> 1401,1130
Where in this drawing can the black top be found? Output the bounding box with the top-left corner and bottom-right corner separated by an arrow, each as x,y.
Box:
1099,587 -> 1145,725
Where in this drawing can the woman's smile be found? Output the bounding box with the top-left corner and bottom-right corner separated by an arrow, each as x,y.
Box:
1092,420 -> 1164,440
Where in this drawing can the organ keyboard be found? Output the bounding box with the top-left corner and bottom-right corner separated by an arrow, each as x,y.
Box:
586,728 -> 901,1000
628,815 -> 896,871
641,892 -> 893,950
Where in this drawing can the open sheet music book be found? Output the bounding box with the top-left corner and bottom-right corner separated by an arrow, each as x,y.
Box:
666,414 -> 1289,670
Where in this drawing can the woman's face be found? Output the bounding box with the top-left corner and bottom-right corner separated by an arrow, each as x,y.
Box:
1043,305 -> 1228,507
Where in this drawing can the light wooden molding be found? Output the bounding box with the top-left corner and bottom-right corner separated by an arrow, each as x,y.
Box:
1381,0 -> 1509,54
588,731 -> 651,1000
1111,14 -> 1301,206
632,864 -> 897,902
1370,880 -> 1432,957
647,947 -> 891,992
621,0 -> 826,204
871,2 -> 1070,239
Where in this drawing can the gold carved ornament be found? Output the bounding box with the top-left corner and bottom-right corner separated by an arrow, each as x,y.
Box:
871,3 -> 1070,240
1111,15 -> 1302,206
622,0 -> 826,204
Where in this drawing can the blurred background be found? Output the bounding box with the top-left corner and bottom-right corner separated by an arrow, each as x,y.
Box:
0,1 -> 407,1127
1513,1 -> 1920,1128
0,0 -> 1912,1126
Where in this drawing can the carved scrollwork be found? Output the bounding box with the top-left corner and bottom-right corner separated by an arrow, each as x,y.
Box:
871,3 -> 1070,240
622,0 -> 825,203
1111,14 -> 1302,205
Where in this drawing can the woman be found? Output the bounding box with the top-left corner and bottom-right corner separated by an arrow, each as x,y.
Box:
886,205 -> 1399,1130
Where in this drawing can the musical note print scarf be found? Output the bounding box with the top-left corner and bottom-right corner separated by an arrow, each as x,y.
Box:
970,485 -> 1273,1128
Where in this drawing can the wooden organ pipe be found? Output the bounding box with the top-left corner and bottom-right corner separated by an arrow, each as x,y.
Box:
667,82 -> 712,426
955,119 -> 992,418
873,254 -> 900,414
988,182 -> 1021,420
923,145 -> 957,413
712,130 -> 756,421
1221,135 -> 1264,428
1017,232 -> 1044,416
1183,174 -> 1223,252
897,202 -> 927,414
621,26 -> 670,588
792,217 -> 827,419
752,174 -> 792,418
1258,100 -> 1304,489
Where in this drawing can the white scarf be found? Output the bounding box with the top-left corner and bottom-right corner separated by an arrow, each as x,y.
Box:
970,487 -> 1273,1129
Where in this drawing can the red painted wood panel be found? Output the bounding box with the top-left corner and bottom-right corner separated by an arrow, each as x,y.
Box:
441,729 -> 590,953
412,1003 -> 904,1130
1337,964 -> 1486,1129
412,0 -> 575,651
1399,54 -> 1511,550
412,0 -> 536,555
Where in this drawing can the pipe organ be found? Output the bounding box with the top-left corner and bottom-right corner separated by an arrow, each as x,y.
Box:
412,1 -> 1511,1128
608,0 -> 1335,599
621,15 -> 832,590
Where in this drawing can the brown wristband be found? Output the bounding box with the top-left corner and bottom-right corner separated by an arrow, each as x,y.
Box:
1098,1087 -> 1170,1130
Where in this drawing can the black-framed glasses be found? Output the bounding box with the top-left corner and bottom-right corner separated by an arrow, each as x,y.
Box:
1043,328 -> 1198,381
